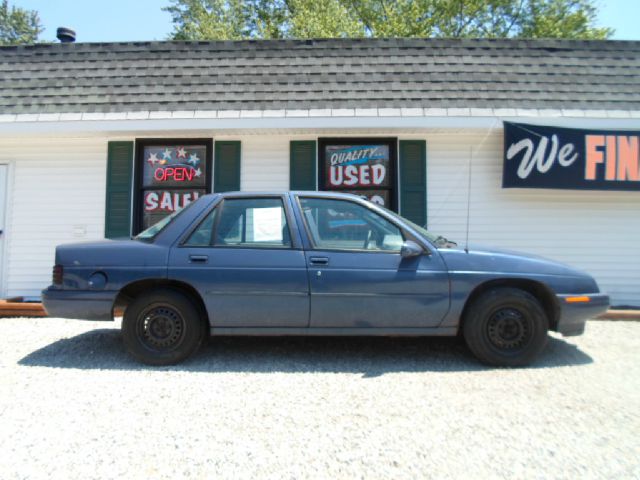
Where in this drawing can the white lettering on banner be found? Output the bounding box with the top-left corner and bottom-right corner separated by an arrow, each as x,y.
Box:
507,134 -> 577,179
144,191 -> 200,212
330,164 -> 386,187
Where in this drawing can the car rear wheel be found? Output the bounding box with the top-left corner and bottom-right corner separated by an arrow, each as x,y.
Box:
122,289 -> 206,366
462,287 -> 549,367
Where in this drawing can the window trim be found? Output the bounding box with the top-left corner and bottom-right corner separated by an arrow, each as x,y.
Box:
133,138 -> 213,235
179,195 -> 299,250
295,195 -> 408,255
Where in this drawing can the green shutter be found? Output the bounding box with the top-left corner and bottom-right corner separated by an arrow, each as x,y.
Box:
214,141 -> 241,192
399,140 -> 427,227
290,140 -> 317,190
105,141 -> 133,239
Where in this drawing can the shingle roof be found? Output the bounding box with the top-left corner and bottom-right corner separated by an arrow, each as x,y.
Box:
1,38 -> 639,114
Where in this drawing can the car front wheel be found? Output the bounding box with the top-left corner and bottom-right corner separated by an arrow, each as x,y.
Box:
463,287 -> 549,367
122,288 -> 206,366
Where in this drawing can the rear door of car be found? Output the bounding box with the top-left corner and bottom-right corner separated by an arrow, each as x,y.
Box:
292,194 -> 450,329
168,194 -> 310,328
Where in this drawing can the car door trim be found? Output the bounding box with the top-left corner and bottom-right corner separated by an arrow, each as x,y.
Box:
210,326 -> 458,336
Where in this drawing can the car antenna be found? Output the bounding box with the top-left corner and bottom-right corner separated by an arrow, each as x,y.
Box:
464,119 -> 500,254
464,145 -> 472,254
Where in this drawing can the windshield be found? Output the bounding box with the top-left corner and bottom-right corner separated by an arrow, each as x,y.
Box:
377,205 -> 456,248
134,202 -> 195,241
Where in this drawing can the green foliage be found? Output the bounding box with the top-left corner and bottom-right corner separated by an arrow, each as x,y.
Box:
165,0 -> 613,41
0,0 -> 42,45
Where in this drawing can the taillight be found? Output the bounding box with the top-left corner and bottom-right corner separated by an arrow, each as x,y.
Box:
52,265 -> 63,285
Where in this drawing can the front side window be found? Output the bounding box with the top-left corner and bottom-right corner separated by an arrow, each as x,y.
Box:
186,198 -> 291,248
299,197 -> 403,252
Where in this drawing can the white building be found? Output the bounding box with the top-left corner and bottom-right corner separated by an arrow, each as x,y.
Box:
0,38 -> 638,305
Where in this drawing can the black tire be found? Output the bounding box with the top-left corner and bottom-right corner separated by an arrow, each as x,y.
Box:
462,287 -> 549,367
122,288 -> 206,366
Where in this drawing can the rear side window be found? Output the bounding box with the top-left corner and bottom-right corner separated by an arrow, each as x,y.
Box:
184,207 -> 217,246
185,198 -> 291,248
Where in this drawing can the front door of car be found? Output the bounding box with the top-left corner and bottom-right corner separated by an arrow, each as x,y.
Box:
296,196 -> 450,328
168,196 -> 309,328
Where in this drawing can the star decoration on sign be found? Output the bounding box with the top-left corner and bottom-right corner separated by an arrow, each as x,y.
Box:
176,147 -> 187,159
187,153 -> 200,166
194,167 -> 202,178
162,148 -> 172,161
147,153 -> 160,166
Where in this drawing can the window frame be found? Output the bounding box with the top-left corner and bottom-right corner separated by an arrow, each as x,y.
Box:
295,195 -> 409,254
179,195 -> 299,250
133,138 -> 213,235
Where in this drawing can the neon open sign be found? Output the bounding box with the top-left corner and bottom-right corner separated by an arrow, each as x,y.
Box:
153,166 -> 201,182
143,145 -> 207,188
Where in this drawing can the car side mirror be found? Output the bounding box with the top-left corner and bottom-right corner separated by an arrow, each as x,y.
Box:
400,240 -> 424,258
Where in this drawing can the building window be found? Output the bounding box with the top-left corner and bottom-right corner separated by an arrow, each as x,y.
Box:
135,139 -> 212,232
318,138 -> 397,210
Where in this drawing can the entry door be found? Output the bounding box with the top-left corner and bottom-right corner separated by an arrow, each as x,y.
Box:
298,196 -> 450,328
168,196 -> 309,328
0,165 -> 7,295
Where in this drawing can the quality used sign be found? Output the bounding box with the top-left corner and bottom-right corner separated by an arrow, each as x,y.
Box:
325,144 -> 390,188
503,122 -> 639,191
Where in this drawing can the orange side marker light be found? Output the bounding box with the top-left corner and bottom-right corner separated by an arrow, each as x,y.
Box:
565,296 -> 591,303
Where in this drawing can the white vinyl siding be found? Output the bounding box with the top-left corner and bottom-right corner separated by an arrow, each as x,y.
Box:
239,135 -> 291,191
0,130 -> 637,307
0,137 -> 108,298
426,131 -> 640,307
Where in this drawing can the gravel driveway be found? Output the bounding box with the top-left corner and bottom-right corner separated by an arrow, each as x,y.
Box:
0,318 -> 638,479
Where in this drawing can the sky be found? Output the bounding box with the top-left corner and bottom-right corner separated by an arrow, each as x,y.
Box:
14,0 -> 640,43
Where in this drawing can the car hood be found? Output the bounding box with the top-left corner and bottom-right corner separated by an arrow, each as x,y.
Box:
55,239 -> 167,267
437,244 -> 589,278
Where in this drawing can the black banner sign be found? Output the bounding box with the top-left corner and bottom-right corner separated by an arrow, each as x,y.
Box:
503,122 -> 639,191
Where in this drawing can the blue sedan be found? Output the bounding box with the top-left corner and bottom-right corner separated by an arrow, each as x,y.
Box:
42,192 -> 609,366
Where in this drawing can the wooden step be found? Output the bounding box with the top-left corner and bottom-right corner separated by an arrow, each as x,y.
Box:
0,299 -> 47,317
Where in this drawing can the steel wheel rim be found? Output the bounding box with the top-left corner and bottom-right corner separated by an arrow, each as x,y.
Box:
486,307 -> 533,352
137,304 -> 186,352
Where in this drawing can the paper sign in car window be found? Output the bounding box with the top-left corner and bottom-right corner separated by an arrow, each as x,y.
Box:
253,207 -> 283,242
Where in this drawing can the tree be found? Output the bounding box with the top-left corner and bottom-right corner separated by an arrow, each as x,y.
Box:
0,0 -> 42,45
164,0 -> 613,41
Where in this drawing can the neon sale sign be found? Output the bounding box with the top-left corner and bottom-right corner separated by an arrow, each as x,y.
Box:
144,190 -> 202,213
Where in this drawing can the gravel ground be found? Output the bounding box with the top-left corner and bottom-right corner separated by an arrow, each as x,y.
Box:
0,318 -> 638,480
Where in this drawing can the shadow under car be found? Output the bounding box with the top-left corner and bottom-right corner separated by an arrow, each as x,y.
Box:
18,328 -> 593,375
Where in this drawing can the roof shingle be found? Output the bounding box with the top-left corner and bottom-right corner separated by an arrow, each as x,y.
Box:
0,37 -> 638,114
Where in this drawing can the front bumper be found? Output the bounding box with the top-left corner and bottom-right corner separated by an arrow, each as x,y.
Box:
555,293 -> 610,336
41,287 -> 118,321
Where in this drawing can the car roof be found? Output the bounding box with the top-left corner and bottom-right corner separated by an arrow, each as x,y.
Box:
201,191 -> 365,200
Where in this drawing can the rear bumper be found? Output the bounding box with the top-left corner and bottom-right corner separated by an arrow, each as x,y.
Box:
41,288 -> 117,321
555,293 -> 610,336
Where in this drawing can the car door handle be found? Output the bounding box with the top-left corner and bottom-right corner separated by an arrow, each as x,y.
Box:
189,254 -> 208,263
309,256 -> 329,266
